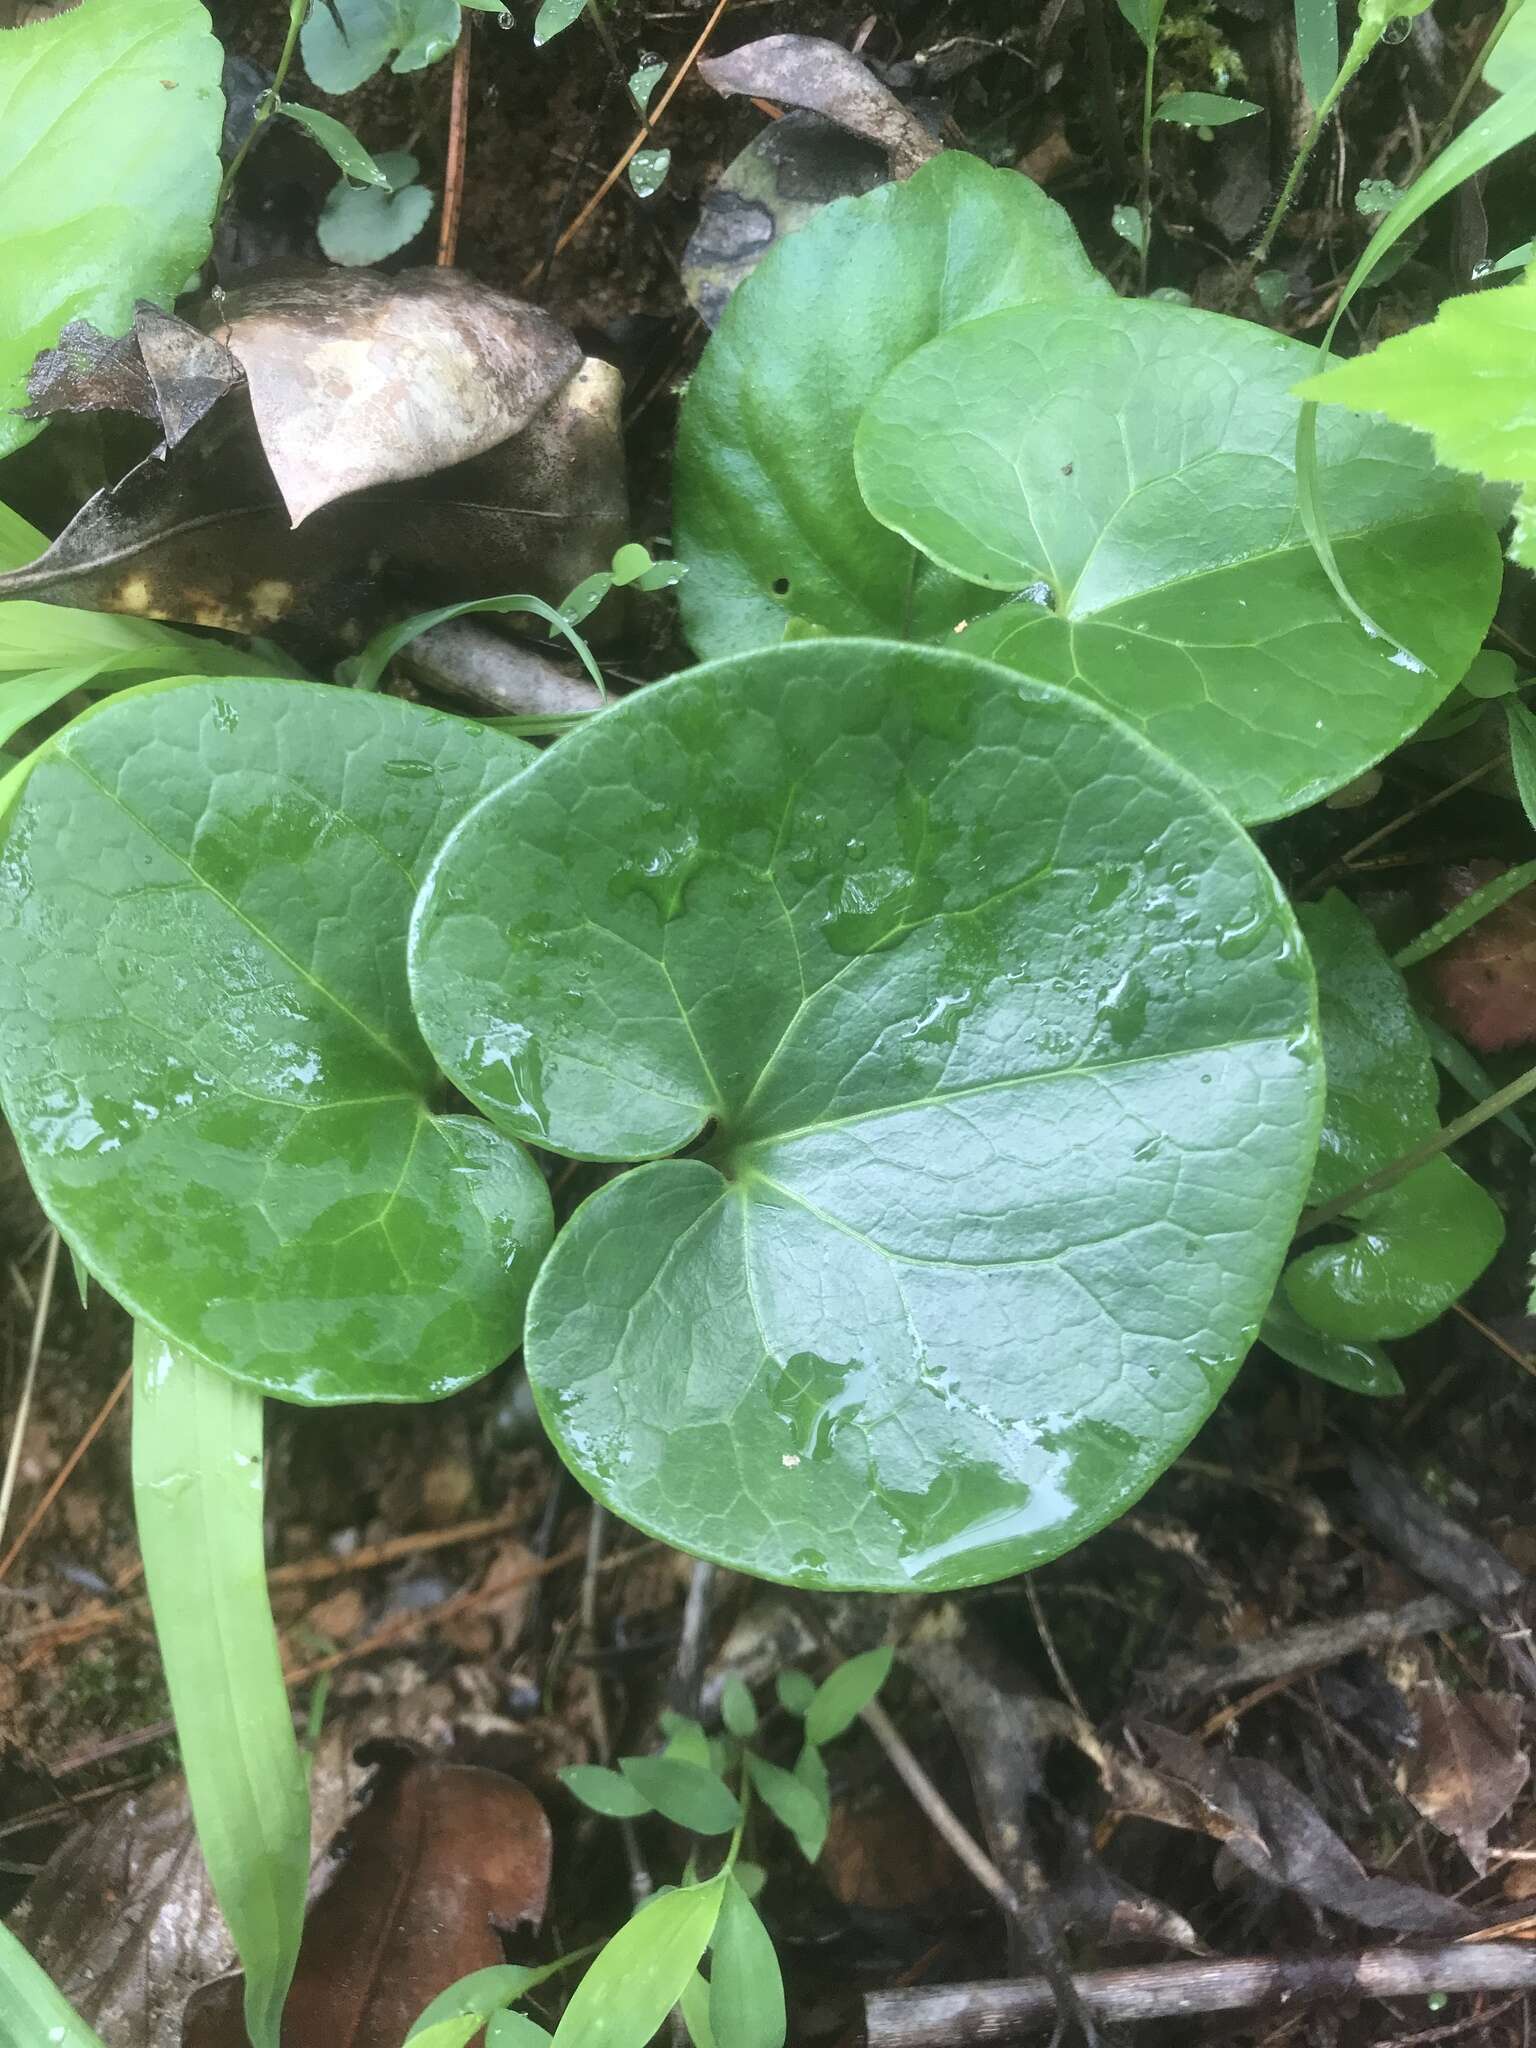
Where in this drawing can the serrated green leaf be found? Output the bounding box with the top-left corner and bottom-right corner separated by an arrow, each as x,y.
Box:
318,152 -> 434,264
1259,1295 -> 1403,1396
804,1645 -> 892,1744
133,1330 -> 308,2048
855,299 -> 1499,824
278,102 -> 391,186
1282,894 -> 1502,1340
747,1751 -> 826,1863
302,0 -> 461,92
1154,91 -> 1262,125
0,679 -> 550,1403
551,1881 -> 725,2048
0,0 -> 223,464
708,1878 -> 785,2048
409,640 -> 1322,1589
776,1670 -> 815,1715
0,1922 -> 108,2048
674,153 -> 1109,659
721,1674 -> 758,1739
561,1764 -> 654,1818
619,1757 -> 741,1835
1298,272 -> 1536,551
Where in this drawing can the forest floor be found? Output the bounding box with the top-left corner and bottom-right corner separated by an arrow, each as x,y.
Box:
7,3 -> 1536,2044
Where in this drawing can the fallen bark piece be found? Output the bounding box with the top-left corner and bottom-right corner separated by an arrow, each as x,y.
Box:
1148,1593 -> 1463,1704
182,1756 -> 550,2048
863,1944 -> 1536,2045
698,35 -> 939,178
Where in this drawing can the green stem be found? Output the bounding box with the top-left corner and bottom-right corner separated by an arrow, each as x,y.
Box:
1137,1 -> 1166,293
133,1329 -> 310,2048
1432,0 -> 1521,150
1297,1056 -> 1536,1233
217,0 -> 310,218
1253,17 -> 1381,267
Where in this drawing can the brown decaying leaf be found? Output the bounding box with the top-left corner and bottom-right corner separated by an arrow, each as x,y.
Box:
0,358 -> 627,649
698,35 -> 940,180
4,1709 -> 445,2048
1427,861 -> 1536,1054
1121,1728 -> 1477,1935
209,270 -> 582,527
182,1755 -> 551,2048
1407,1684 -> 1529,1874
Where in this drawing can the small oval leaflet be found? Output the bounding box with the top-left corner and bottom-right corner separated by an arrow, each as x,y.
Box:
410,640 -> 1324,1589
0,679 -> 551,1404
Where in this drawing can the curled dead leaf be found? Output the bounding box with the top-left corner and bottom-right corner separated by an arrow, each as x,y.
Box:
698,35 -> 940,180
183,1754 -> 551,2048
1407,1684 -> 1529,1874
208,270 -> 582,526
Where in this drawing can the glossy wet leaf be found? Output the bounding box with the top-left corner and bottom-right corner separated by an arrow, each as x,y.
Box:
277,103 -> 391,187
673,152 -> 1109,659
301,0 -> 462,92
550,1881 -> 725,2048
132,1330 -> 308,2048
533,0 -> 585,44
855,299 -> 1500,823
0,0 -> 223,462
0,679 -> 551,1404
410,640 -> 1322,1589
618,1758 -> 741,1835
1259,1295 -> 1403,1397
1155,91 -> 1262,124
804,1646 -> 892,1744
318,152 -> 435,266
1298,270 -> 1536,570
1283,894 -> 1501,1341
707,1879 -> 785,2048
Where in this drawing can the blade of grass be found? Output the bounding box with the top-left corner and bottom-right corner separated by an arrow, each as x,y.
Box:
0,1921 -> 108,2048
132,1327 -> 310,2048
1392,857 -> 1536,967
1294,0 -> 1340,108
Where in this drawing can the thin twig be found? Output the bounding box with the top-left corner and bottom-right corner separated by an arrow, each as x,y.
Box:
1024,1580 -> 1089,1724
521,0 -> 731,289
0,1232 -> 61,1569
670,1558 -> 717,1719
863,1945 -> 1536,2045
1303,755 -> 1502,892
580,1506 -> 653,1910
437,22 -> 472,267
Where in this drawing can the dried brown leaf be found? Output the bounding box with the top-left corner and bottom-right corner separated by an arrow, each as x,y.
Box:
210,270 -> 582,527
1141,1728 -> 1477,1934
0,358 -> 626,648
182,1756 -> 551,2048
1407,1684 -> 1529,1873
1427,861 -> 1536,1055
698,35 -> 940,179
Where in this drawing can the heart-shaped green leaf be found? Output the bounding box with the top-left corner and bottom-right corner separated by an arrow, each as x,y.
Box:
854,300 -> 1500,822
410,641 -> 1322,1589
1281,893 -> 1502,1341
0,0 -> 224,462
301,0 -> 461,93
672,152 -> 1109,659
0,678 -> 551,1403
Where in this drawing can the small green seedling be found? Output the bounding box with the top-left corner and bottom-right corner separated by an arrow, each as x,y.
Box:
407,1649 -> 892,2048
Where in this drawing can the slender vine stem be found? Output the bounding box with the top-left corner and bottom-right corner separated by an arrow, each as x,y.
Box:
1137,4 -> 1165,292
1297,1057 -> 1536,1234
1431,0 -> 1522,151
217,0 -> 309,218
1253,16 -> 1383,267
